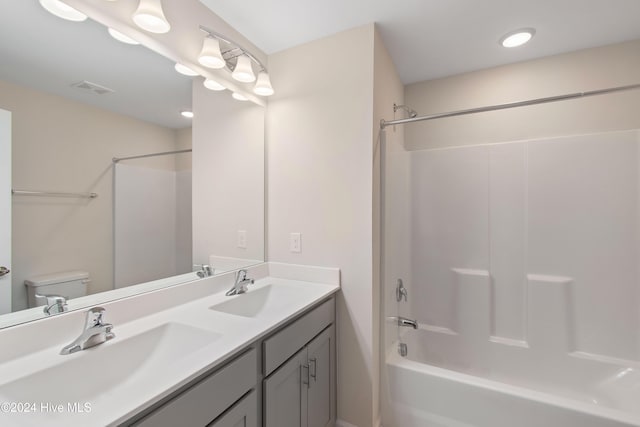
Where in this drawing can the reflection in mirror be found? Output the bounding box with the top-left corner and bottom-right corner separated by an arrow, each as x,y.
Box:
0,0 -> 236,328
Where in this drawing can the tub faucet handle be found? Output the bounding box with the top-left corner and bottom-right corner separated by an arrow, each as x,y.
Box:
396,279 -> 408,302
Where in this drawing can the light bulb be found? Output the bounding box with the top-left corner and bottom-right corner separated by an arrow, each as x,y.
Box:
204,78 -> 226,91
108,28 -> 139,45
232,55 -> 256,83
39,0 -> 87,22
500,28 -> 535,48
232,92 -> 248,101
132,0 -> 170,34
253,71 -> 274,96
198,37 -> 225,69
175,63 -> 198,77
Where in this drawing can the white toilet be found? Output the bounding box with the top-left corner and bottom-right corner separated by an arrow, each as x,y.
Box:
24,270 -> 90,308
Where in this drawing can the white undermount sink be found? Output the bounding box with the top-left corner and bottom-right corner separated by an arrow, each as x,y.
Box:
0,322 -> 221,405
209,283 -> 310,318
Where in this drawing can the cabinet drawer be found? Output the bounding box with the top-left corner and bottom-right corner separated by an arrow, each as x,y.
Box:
263,298 -> 334,376
208,390 -> 257,427
135,348 -> 257,427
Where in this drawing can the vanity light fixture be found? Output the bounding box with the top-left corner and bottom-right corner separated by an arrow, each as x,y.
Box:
198,25 -> 275,97
39,0 -> 87,22
232,92 -> 248,101
500,28 -> 536,48
232,55 -> 256,83
175,63 -> 199,77
181,111 -> 194,118
204,78 -> 226,91
253,71 -> 274,96
132,0 -> 171,34
198,37 -> 226,69
108,28 -> 140,45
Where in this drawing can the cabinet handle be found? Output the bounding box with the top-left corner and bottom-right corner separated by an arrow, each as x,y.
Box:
0,266 -> 9,277
302,364 -> 310,388
309,358 -> 317,381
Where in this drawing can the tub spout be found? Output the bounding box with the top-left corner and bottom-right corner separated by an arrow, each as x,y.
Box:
390,316 -> 418,329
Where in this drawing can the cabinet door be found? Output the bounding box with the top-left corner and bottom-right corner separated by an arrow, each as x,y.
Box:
264,348 -> 308,427
306,325 -> 335,427
208,390 -> 257,427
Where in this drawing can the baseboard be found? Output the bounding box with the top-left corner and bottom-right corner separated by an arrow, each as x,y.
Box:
335,418 -> 383,427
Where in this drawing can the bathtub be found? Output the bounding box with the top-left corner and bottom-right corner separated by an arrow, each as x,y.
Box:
382,329 -> 640,427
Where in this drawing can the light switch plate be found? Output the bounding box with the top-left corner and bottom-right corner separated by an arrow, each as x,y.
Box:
237,230 -> 247,249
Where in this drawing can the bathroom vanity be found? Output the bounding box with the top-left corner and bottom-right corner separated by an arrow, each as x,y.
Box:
0,263 -> 339,427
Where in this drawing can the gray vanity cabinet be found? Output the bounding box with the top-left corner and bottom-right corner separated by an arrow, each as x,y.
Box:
263,348 -> 308,427
263,298 -> 336,427
306,327 -> 333,427
124,295 -> 335,427
129,349 -> 258,427
208,390 -> 257,427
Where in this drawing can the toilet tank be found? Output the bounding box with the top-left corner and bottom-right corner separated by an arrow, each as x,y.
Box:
24,270 -> 90,308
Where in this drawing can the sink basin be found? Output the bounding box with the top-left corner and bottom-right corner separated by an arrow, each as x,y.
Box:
0,322 -> 221,405
209,284 -> 309,318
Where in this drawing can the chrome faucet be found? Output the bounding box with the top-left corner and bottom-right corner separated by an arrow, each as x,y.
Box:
60,307 -> 115,355
194,264 -> 214,278
226,269 -> 254,296
390,316 -> 418,329
36,293 -> 68,316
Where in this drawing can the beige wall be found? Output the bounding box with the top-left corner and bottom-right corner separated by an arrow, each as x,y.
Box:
372,27 -> 405,427
267,24 -> 376,427
1,79 -> 185,311
405,39 -> 640,151
192,81 -> 265,268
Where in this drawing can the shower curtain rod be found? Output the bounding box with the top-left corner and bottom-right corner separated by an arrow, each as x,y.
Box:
112,149 -> 192,163
380,83 -> 640,129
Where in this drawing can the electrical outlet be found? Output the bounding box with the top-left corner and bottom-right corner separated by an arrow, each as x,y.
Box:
290,232 -> 301,253
237,230 -> 247,249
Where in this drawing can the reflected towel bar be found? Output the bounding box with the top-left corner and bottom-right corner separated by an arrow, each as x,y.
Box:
12,190 -> 98,199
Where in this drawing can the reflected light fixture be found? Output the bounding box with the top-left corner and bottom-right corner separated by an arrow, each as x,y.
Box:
500,28 -> 535,48
198,37 -> 225,69
175,63 -> 198,77
232,55 -> 256,83
199,25 -> 275,98
132,0 -> 171,34
39,0 -> 87,22
253,71 -> 274,96
181,111 -> 194,118
108,28 -> 140,45
204,78 -> 226,91
232,92 -> 248,101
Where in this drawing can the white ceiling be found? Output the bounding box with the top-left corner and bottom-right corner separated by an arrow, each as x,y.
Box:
200,0 -> 640,84
0,0 -> 192,129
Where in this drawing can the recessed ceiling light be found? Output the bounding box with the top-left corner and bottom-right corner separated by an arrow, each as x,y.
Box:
500,28 -> 535,48
181,111 -> 194,118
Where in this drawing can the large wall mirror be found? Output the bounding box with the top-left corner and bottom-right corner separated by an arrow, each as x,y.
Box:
0,0 -> 265,328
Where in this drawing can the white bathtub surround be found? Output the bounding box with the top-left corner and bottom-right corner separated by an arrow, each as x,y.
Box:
114,163 -> 193,288
383,129 -> 640,426
408,130 -> 640,361
0,262 -> 339,426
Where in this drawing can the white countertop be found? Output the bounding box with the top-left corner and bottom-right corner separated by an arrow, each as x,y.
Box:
0,263 -> 340,426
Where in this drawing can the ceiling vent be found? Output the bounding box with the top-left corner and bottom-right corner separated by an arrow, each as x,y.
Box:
70,80 -> 115,95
